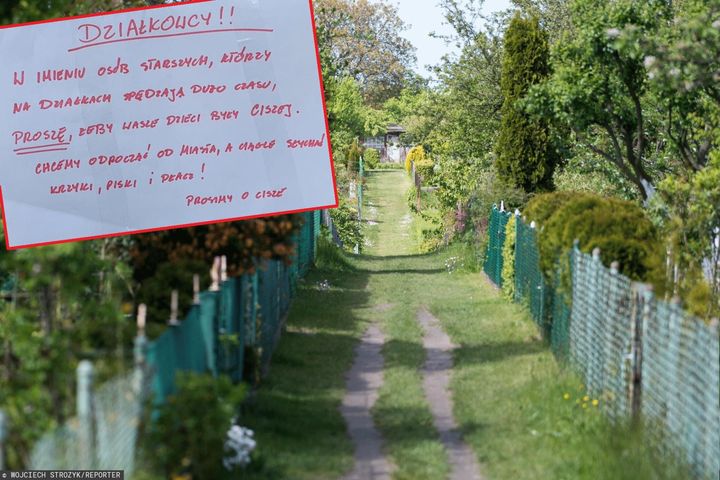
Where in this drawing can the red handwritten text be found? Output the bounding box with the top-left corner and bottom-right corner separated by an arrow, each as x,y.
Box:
186,194 -> 233,206
35,159 -> 81,175
123,87 -> 184,103
141,55 -> 210,71
251,104 -> 292,118
220,47 -> 272,63
50,182 -> 93,195
13,127 -> 68,145
79,124 -> 114,137
39,94 -> 112,110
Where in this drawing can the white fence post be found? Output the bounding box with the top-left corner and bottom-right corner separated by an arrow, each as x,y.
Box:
77,360 -> 95,469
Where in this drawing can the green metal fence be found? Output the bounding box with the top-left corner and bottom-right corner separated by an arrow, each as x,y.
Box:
147,210 -> 320,398
483,206 -> 511,287
26,210 -> 322,477
485,208 -> 720,479
512,218 -> 572,353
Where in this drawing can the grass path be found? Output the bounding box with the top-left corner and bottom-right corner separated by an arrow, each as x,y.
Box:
242,170 -> 687,480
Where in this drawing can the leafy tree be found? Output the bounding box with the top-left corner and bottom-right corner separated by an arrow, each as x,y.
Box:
526,0 -> 673,200
314,0 -> 417,105
654,157 -> 720,319
511,0 -> 573,44
0,239 -> 132,468
495,13 -> 557,192
644,0 -> 720,173
431,3 -> 507,162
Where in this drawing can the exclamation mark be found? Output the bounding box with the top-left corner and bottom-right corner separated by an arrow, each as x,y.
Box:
229,6 -> 235,24
201,163 -> 206,180
219,6 -> 225,24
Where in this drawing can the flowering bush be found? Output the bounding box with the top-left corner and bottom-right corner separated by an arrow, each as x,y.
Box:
144,373 -> 247,479
405,145 -> 426,173
223,425 -> 257,471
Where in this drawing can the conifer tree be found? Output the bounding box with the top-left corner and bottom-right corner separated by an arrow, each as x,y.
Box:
495,14 -> 557,192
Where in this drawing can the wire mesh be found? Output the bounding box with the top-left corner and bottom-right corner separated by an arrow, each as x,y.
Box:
486,207 -> 720,479
569,247 -> 636,422
642,299 -> 720,478
30,370 -> 149,476
27,211 -> 321,478
513,219 -> 549,336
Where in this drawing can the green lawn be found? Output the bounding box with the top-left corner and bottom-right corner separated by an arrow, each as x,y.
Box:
240,170 -> 689,480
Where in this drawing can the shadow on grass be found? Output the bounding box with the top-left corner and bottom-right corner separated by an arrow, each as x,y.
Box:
238,242 -> 377,480
356,268 -> 447,275
380,338 -> 547,371
357,252 -> 439,262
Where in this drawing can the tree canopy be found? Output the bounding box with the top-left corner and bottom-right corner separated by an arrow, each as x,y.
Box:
314,0 -> 417,106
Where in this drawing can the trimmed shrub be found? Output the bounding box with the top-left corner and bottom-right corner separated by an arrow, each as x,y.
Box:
405,145 -> 425,174
523,191 -> 582,227
364,148 -> 380,169
415,157 -> 435,182
501,215 -> 517,300
538,193 -> 663,284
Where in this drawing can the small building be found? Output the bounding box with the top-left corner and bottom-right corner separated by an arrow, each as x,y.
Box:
362,124 -> 410,163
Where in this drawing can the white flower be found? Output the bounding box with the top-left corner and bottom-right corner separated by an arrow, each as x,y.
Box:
606,28 -> 621,39
223,425 -> 257,471
643,56 -> 656,69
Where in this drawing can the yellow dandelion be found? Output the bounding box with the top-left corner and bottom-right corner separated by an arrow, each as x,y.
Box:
563,393 -> 570,400
583,395 -> 590,402
592,399 -> 599,407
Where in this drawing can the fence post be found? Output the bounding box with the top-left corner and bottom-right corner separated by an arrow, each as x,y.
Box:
77,360 -> 95,469
168,290 -> 180,326
210,256 -> 221,292
193,274 -> 201,305
632,285 -> 652,423
585,248 -> 602,392
0,409 -> 6,470
134,305 -> 148,394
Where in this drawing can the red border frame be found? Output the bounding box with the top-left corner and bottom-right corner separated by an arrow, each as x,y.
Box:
0,0 -> 338,250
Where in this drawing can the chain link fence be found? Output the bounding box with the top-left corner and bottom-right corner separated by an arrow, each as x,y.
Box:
19,210 -> 323,477
485,207 -> 720,479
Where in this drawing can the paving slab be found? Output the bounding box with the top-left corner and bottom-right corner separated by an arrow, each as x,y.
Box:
418,308 -> 484,480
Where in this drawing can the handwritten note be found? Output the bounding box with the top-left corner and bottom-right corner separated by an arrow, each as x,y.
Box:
0,0 -> 337,250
